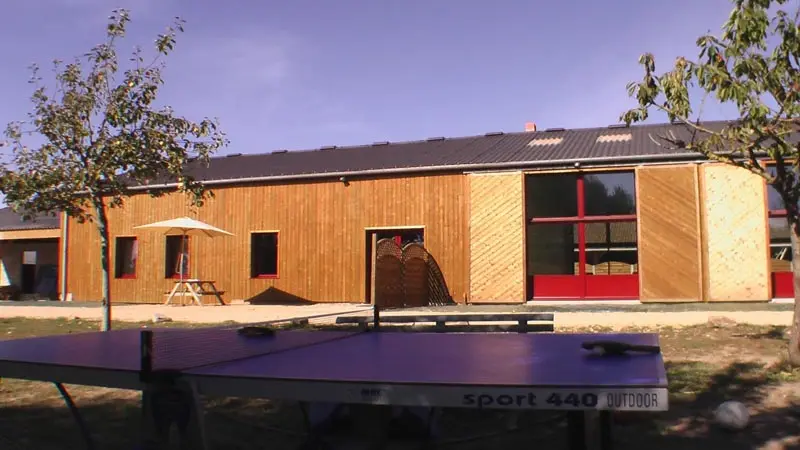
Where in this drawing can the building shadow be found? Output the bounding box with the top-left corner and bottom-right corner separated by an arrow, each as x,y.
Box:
424,251 -> 455,307
243,287 -> 315,305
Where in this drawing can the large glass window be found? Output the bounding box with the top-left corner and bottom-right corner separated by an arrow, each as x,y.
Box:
527,223 -> 579,275
583,172 -> 637,216
583,221 -> 638,275
769,217 -> 792,273
525,173 -> 578,218
766,165 -> 795,273
525,170 -> 639,299
765,165 -> 800,212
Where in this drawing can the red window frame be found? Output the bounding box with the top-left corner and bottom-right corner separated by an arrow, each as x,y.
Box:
114,236 -> 138,279
529,172 -> 639,300
250,231 -> 279,279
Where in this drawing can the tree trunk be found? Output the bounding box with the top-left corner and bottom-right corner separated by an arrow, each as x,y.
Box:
94,197 -> 112,332
789,221 -> 800,365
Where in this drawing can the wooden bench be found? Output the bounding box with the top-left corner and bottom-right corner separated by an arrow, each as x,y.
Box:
336,312 -> 555,333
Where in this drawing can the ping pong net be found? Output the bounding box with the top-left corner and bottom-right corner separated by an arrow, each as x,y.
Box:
139,307 -> 377,382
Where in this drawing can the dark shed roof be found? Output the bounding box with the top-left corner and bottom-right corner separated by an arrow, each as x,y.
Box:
134,119 -> 744,188
0,207 -> 60,231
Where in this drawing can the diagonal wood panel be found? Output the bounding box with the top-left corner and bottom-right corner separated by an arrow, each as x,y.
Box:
637,165 -> 703,302
469,172 -> 525,303
700,164 -> 770,301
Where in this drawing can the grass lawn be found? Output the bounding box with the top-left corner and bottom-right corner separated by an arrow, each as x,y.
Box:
1,318 -> 800,449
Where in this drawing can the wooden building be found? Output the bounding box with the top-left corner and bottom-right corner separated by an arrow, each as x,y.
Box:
0,207 -> 62,300
44,120 -> 794,305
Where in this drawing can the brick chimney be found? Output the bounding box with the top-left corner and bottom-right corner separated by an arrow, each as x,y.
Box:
524,122 -> 537,132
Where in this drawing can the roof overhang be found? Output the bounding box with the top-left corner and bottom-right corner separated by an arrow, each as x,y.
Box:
0,228 -> 61,241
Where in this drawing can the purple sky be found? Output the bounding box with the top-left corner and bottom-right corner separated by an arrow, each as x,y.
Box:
0,0 -> 739,156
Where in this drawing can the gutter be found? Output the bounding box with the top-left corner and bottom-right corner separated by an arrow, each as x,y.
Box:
126,151 -> 709,191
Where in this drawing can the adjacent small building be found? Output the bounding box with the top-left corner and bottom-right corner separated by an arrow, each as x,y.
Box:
0,207 -> 62,300
7,120 -> 793,305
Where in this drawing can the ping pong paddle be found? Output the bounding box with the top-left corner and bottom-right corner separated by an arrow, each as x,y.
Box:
581,340 -> 660,356
237,326 -> 276,337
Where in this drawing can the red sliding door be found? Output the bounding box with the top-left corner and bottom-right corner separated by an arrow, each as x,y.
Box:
526,171 -> 639,300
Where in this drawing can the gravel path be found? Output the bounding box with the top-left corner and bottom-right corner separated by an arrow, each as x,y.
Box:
0,303 -> 793,329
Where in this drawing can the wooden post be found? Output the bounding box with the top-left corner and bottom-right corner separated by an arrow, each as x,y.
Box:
370,233 -> 378,305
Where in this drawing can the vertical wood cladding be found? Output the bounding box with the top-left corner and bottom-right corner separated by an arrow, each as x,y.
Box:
65,174 -> 470,304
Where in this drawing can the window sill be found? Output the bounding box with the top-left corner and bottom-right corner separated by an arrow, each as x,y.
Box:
253,275 -> 279,280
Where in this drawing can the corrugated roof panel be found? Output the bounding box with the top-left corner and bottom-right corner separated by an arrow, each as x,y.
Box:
173,120 -> 741,184
0,208 -> 60,231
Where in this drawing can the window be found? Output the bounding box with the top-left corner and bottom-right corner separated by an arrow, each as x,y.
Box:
583,172 -> 637,216
251,232 -> 278,278
115,237 -> 138,279
765,164 -> 795,298
766,165 -> 794,273
769,217 -> 792,272
525,171 -> 639,299
165,235 -> 189,279
583,221 -> 638,275
766,165 -> 800,213
527,223 -> 579,275
526,173 -> 578,218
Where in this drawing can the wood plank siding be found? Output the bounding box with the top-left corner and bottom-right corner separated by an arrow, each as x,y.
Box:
468,172 -> 526,303
65,173 -> 470,304
699,163 -> 771,302
636,165 -> 704,302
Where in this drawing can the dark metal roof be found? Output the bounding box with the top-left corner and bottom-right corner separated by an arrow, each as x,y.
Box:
136,120 -> 751,188
0,207 -> 60,231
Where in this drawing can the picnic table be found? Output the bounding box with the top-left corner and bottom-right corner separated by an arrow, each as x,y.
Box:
165,279 -> 224,306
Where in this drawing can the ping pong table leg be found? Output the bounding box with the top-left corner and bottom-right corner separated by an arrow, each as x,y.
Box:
54,382 -> 96,450
599,411 -> 613,450
567,411 -> 586,450
566,411 -> 614,450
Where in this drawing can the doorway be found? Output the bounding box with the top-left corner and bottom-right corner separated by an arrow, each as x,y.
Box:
20,251 -> 37,294
364,227 -> 425,304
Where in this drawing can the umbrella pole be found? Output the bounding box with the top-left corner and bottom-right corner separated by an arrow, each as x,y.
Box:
180,231 -> 187,305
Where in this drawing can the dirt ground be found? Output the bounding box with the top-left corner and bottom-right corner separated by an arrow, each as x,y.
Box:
2,317 -> 800,449
0,302 -> 793,330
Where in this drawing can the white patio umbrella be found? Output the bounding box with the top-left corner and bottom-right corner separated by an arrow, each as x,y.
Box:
133,216 -> 234,280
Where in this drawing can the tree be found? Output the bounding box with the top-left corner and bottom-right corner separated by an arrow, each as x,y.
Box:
0,9 -> 228,331
621,0 -> 800,362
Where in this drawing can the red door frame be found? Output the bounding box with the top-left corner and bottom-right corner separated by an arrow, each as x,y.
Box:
529,173 -> 639,300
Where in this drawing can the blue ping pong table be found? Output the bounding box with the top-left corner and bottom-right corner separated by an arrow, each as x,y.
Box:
0,318 -> 668,450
